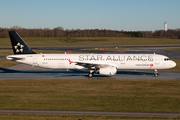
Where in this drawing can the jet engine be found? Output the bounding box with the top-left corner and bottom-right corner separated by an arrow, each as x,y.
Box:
96,67 -> 117,75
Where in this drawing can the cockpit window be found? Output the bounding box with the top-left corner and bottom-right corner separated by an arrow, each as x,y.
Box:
164,58 -> 170,61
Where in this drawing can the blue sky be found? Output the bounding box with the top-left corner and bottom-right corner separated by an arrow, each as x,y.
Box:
0,0 -> 180,31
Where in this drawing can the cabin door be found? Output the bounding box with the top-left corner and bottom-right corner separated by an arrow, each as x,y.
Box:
155,55 -> 160,65
33,56 -> 38,66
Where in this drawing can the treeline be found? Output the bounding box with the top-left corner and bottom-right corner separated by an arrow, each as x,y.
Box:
0,27 -> 141,38
0,26 -> 180,39
141,29 -> 180,39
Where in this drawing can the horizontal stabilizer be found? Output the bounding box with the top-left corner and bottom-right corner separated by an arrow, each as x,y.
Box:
6,56 -> 24,61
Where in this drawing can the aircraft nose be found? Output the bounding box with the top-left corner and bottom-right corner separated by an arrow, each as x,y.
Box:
171,61 -> 176,68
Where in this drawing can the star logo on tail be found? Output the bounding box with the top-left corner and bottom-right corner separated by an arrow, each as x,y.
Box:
14,42 -> 24,53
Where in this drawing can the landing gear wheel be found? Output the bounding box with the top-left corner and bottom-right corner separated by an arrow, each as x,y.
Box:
154,69 -> 158,77
88,70 -> 94,78
88,73 -> 93,77
154,73 -> 158,77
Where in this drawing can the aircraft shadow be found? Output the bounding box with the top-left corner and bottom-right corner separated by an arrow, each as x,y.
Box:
0,67 -> 154,77
117,71 -> 154,76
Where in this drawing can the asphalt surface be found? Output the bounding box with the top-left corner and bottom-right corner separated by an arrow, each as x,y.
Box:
0,110 -> 180,118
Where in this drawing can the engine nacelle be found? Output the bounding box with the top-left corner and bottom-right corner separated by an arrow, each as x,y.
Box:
98,67 -> 117,75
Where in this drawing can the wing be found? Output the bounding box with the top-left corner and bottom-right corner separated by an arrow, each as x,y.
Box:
74,61 -> 116,69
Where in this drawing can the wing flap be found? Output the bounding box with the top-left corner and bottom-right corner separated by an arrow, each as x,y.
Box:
74,61 -> 115,69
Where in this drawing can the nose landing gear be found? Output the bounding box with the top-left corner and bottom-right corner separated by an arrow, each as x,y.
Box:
154,69 -> 158,77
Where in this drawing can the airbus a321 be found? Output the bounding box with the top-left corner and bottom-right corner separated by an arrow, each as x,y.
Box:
6,31 -> 176,77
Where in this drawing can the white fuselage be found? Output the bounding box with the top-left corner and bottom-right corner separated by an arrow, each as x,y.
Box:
6,53 -> 176,70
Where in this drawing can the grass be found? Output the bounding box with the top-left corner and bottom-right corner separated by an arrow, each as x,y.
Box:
0,80 -> 180,113
0,49 -> 65,56
0,114 -> 178,120
1,37 -> 180,48
82,47 -> 128,51
164,48 -> 180,52
32,50 -> 64,54
0,49 -> 89,56
170,59 -> 180,72
0,58 -> 18,68
0,49 -> 13,56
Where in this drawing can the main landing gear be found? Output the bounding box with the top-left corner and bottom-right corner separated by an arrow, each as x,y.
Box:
154,69 -> 158,77
88,70 -> 94,78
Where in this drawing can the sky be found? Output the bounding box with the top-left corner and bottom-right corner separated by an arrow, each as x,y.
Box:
0,0 -> 180,31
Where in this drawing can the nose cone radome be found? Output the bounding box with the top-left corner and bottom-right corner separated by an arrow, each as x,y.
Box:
166,60 -> 176,69
171,61 -> 176,68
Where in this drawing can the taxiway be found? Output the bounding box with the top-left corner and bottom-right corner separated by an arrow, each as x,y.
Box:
0,110 -> 180,118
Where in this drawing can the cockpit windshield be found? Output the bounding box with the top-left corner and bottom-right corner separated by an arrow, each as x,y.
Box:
164,58 -> 170,61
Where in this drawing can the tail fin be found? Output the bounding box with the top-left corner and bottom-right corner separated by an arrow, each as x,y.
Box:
9,31 -> 36,54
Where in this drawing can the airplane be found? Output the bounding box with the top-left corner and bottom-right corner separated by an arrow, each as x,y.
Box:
6,31 -> 176,77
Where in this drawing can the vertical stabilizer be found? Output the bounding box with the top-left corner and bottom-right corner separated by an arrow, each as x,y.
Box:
9,31 -> 36,54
